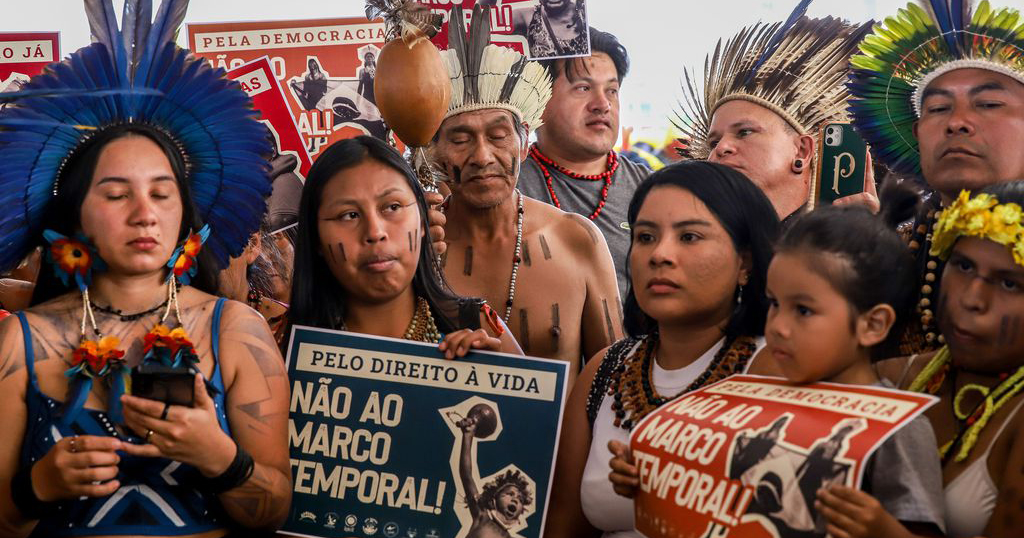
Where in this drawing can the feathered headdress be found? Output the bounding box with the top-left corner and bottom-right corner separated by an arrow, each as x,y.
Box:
442,4 -> 552,132
366,0 -> 443,41
675,0 -> 872,159
847,0 -> 1024,176
0,0 -> 272,272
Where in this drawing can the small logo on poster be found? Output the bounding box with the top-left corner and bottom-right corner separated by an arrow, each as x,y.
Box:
426,530 -> 440,538
298,511 -> 316,523
405,528 -> 419,538
383,522 -> 399,537
363,517 -> 379,535
344,514 -> 358,532
324,512 -> 338,529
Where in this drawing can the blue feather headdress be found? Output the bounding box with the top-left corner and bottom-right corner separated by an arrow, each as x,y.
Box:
674,0 -> 872,159
847,0 -> 1024,176
0,0 -> 272,272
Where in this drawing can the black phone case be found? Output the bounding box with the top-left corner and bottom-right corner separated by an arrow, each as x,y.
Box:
130,364 -> 195,406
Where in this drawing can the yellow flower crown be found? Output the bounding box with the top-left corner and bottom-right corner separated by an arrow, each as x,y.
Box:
930,190 -> 1024,266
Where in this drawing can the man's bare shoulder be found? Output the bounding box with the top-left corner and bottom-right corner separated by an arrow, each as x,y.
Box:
523,198 -> 607,254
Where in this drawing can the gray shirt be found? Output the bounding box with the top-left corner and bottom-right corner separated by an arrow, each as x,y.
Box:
862,381 -> 946,533
519,154 -> 650,301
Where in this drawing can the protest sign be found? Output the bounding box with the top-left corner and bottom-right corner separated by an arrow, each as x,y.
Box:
631,375 -> 938,538
187,19 -> 390,157
225,57 -> 311,234
0,32 -> 59,92
423,1 -> 590,60
282,325 -> 569,538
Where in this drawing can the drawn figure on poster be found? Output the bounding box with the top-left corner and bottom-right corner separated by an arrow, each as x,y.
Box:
290,58 -> 328,110
444,398 -> 537,538
510,0 -> 589,59
730,416 -> 862,538
357,45 -> 379,105
286,55 -> 389,141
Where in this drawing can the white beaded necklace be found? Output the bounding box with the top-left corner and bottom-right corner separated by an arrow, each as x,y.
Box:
503,190 -> 525,323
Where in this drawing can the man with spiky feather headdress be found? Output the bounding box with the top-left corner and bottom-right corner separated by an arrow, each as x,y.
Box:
676,0 -> 874,222
847,0 -> 1024,356
430,4 -> 622,379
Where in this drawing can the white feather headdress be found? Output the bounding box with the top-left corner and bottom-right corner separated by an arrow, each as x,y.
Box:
441,4 -> 552,131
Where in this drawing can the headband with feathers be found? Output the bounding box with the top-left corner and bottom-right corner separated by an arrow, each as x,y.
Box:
675,0 -> 871,159
441,4 -> 552,132
847,0 -> 1024,176
0,0 -> 272,273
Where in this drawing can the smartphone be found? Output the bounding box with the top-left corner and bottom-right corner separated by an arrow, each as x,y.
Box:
814,123 -> 869,206
130,364 -> 194,406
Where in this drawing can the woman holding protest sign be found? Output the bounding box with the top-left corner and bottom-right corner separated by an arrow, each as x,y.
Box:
288,135 -> 521,358
0,0 -> 292,535
543,161 -> 778,537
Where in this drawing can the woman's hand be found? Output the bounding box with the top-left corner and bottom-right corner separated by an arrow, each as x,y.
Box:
30,436 -> 123,501
439,328 -> 501,359
607,440 -> 640,498
121,374 -> 235,477
816,485 -> 910,538
425,191 -> 448,256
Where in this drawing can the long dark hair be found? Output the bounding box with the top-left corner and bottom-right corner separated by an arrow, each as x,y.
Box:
623,160 -> 779,339
776,205 -> 915,358
289,136 -> 476,332
31,124 -> 218,305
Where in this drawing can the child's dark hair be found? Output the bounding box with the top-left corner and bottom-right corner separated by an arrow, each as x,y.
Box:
478,470 -> 533,508
776,205 -> 914,358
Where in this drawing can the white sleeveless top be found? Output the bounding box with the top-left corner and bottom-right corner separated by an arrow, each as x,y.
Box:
579,337 -> 765,537
943,397 -> 1024,538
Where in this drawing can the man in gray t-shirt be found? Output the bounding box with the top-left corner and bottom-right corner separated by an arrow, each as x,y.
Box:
519,154 -> 647,299
522,27 -> 647,301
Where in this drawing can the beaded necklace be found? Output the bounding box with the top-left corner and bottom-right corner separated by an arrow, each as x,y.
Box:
503,190 -> 525,324
607,335 -> 758,429
908,345 -> 1024,462
906,207 -> 945,350
404,296 -> 443,343
528,144 -> 618,221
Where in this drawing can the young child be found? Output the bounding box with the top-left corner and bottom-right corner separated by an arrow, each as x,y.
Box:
766,205 -> 944,538
608,205 -> 945,538
457,416 -> 535,538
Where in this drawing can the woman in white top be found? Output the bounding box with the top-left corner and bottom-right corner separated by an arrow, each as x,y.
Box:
876,182 -> 1024,538
543,161 -> 780,537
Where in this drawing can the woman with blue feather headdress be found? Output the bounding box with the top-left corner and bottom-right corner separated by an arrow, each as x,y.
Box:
0,1 -> 291,536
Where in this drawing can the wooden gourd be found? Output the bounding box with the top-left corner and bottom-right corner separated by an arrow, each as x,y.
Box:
374,31 -> 451,147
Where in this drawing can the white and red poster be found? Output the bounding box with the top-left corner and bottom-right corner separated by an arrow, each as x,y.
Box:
423,0 -> 590,60
630,375 -> 937,538
0,32 -> 59,92
187,19 -> 390,157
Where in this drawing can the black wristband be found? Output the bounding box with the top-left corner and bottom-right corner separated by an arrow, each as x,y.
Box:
201,441 -> 255,494
11,464 -> 53,520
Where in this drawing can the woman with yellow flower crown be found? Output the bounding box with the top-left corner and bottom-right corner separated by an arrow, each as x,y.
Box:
875,182 -> 1024,538
0,1 -> 291,537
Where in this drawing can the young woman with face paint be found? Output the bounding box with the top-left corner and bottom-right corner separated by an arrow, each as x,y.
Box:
876,181 -> 1024,538
289,136 -> 521,358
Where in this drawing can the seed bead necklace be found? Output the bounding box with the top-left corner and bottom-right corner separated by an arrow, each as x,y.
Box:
404,296 -> 442,343
906,207 -> 945,351
607,334 -> 758,429
504,190 -> 525,324
528,144 -> 618,221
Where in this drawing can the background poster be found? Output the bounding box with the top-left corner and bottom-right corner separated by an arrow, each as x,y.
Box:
283,326 -> 569,538
0,32 -> 59,92
187,19 -> 390,157
630,375 -> 938,538
226,57 -> 312,234
423,0 -> 590,60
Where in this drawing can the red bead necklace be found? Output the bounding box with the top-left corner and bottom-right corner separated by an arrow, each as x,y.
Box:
529,144 -> 618,221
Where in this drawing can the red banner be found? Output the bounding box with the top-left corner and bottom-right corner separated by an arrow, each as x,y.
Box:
0,32 -> 59,92
631,375 -> 937,538
226,56 -> 313,179
187,19 -> 391,158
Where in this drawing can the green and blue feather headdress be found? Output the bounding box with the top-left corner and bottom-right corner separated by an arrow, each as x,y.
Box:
847,0 -> 1024,176
0,0 -> 273,273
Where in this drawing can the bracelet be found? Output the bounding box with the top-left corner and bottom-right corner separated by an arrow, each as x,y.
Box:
200,441 -> 255,494
11,465 -> 53,520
